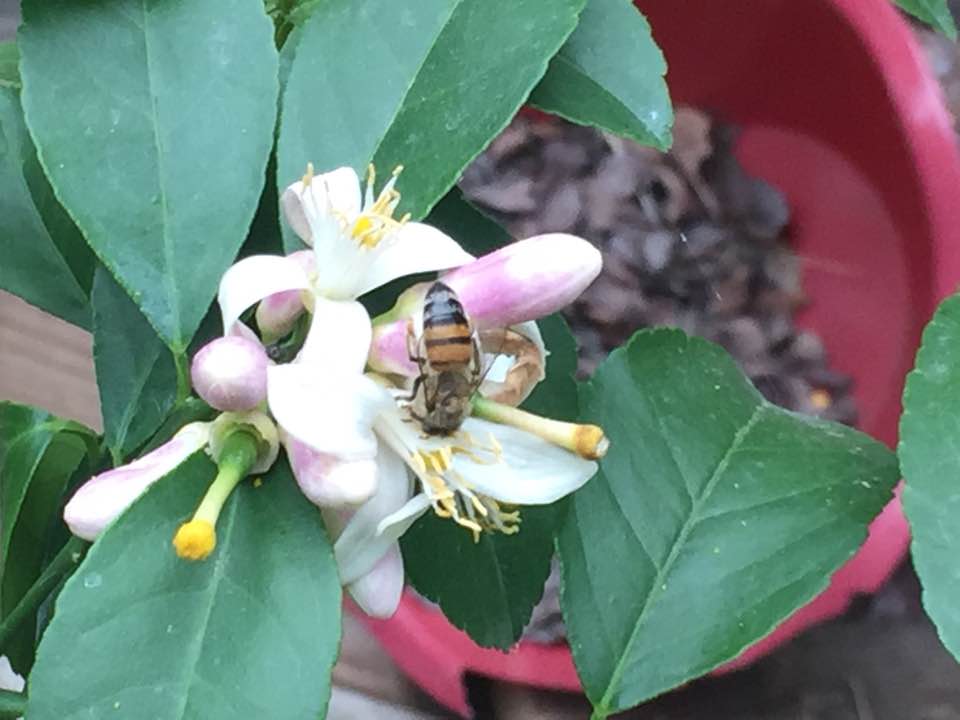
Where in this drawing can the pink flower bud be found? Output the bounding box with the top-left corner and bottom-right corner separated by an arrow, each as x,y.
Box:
64,423 -> 211,540
254,249 -> 314,343
285,434 -> 378,508
191,336 -> 269,412
442,233 -> 602,326
369,233 -> 601,375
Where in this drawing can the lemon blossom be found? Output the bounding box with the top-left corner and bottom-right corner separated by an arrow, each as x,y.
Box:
216,164 -> 473,336
213,165 -> 473,509
328,390 -> 606,619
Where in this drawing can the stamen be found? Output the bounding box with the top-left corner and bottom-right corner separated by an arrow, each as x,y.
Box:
302,162 -> 315,186
349,163 -> 410,248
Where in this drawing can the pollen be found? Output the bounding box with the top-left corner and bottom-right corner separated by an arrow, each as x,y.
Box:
173,519 -> 216,561
350,163 -> 409,248
412,440 -> 518,541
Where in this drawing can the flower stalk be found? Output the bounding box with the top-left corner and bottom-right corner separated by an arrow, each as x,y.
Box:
471,396 -> 609,460
173,429 -> 260,561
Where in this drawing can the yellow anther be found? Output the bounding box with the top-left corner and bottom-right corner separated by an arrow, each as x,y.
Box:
173,520 -> 216,561
302,162 -> 315,186
392,164 -> 404,177
468,493 -> 489,517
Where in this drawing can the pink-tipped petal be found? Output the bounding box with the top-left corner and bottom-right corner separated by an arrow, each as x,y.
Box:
369,321 -> 418,376
64,422 -> 211,540
191,336 -> 269,412
346,544 -> 405,619
286,435 -> 378,508
441,233 -> 602,328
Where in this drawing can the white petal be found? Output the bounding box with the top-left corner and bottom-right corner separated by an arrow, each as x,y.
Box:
218,255 -> 310,333
286,435 -> 378,508
297,297 -> 371,374
280,167 -> 361,247
320,166 -> 362,218
346,544 -> 405,619
453,417 -> 596,505
334,448 -> 425,585
355,223 -> 474,297
267,365 -> 391,457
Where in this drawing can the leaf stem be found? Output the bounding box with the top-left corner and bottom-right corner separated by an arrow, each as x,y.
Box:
0,536 -> 88,653
0,689 -> 26,718
174,350 -> 191,403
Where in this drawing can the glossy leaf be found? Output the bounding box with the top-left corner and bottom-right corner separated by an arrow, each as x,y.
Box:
278,0 -> 585,250
559,329 -> 899,717
0,87 -> 90,328
0,41 -> 18,89
19,0 -> 279,351
896,0 -> 957,39
900,292 -> 960,661
402,303 -> 580,648
92,267 -> 176,464
0,402 -> 93,673
531,0 -> 673,149
28,456 -> 342,720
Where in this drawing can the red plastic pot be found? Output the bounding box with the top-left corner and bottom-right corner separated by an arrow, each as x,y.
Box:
359,0 -> 960,714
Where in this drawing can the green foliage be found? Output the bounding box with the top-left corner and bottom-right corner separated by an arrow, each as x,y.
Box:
900,292 -> 960,661
0,87 -> 91,328
895,0 -> 957,38
19,0 -> 280,352
277,0 -> 585,250
0,403 -> 94,673
531,0 -> 673,149
0,41 -> 19,89
28,457 -> 342,720
92,267 -> 177,464
559,330 -> 900,717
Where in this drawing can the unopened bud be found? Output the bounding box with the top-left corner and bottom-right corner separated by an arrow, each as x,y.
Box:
191,336 -> 268,412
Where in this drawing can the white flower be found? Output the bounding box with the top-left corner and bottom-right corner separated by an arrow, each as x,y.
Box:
214,165 -> 473,508
217,164 -> 473,333
328,396 -> 602,618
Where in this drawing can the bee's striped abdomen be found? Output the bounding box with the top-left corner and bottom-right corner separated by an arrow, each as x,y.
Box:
422,282 -> 474,369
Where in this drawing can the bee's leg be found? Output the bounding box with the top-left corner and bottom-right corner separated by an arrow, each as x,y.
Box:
404,374 -> 423,404
406,319 -> 420,363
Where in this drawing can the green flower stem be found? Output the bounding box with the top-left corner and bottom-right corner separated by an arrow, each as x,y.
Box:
194,430 -> 259,524
0,689 -> 26,718
0,536 -> 88,653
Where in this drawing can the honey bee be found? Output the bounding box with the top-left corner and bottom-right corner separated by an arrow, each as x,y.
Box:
407,282 -> 483,435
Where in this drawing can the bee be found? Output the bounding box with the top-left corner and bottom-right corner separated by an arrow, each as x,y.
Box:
407,281 -> 483,435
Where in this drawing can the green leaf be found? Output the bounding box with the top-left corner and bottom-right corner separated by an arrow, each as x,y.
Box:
92,266 -> 177,464
401,304 -> 580,648
28,456 -> 342,720
402,503 -> 559,649
0,402 -> 93,673
0,86 -> 90,328
900,292 -> 960,662
896,0 -> 957,39
558,329 -> 900,717
530,0 -> 672,149
0,41 -> 19,89
278,0 -> 585,250
427,187 -> 509,257
19,0 -> 280,352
